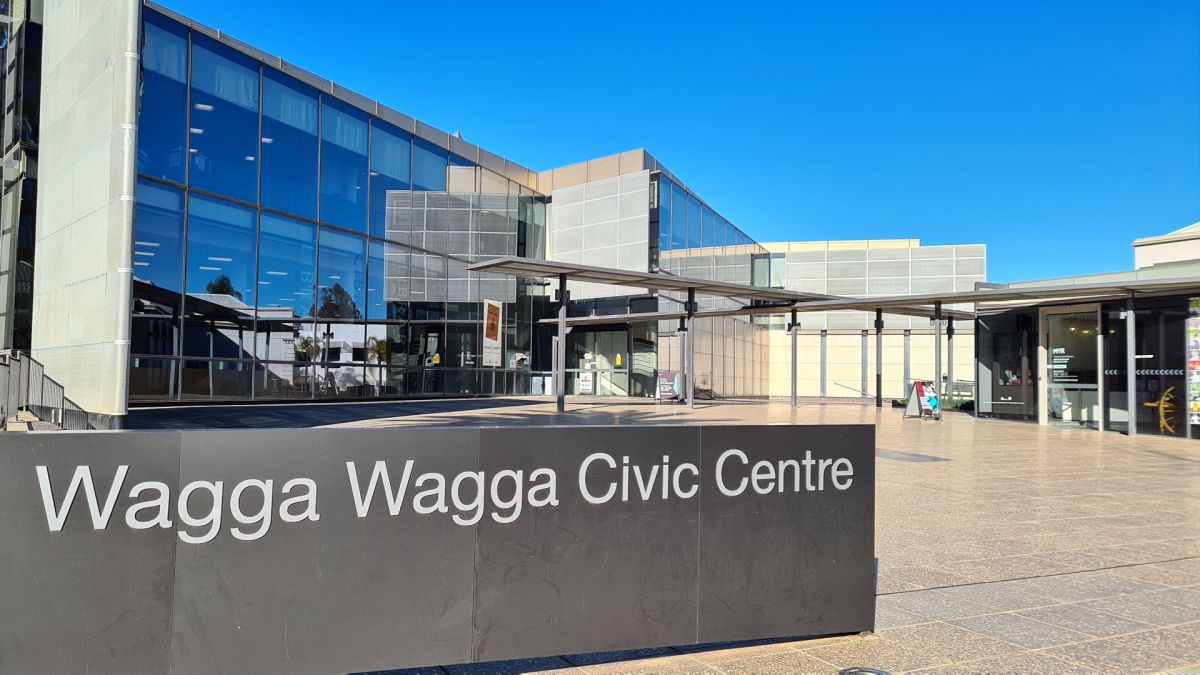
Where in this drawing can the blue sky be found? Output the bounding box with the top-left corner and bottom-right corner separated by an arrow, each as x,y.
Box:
156,0 -> 1199,283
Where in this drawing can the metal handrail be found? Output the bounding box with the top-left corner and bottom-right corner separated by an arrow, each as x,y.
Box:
833,382 -> 871,397
0,351 -> 92,430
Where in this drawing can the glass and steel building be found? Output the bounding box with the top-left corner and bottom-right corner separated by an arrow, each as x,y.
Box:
21,1 -> 799,425
126,5 -> 556,405
15,0 -> 1002,429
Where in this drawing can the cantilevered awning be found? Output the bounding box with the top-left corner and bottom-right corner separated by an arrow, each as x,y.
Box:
467,256 -> 971,322
468,256 -> 827,303
740,276 -> 1200,313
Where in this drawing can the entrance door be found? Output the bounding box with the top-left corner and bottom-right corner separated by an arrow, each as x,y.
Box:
1041,307 -> 1101,429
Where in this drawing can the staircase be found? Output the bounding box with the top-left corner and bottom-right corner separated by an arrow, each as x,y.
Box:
1,351 -> 91,431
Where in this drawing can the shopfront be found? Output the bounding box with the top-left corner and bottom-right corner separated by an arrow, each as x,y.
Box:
978,294 -> 1197,439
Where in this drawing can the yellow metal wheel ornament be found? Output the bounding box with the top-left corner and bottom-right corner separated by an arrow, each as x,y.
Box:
1142,385 -> 1181,435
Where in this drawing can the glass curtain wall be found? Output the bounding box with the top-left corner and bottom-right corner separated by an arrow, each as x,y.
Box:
130,8 -> 546,402
1103,297 -> 1189,437
975,309 -> 1038,420
651,173 -> 771,398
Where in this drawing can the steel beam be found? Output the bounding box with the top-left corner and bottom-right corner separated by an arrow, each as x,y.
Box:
934,301 -> 943,398
556,273 -> 568,413
875,309 -> 884,408
790,310 -> 799,408
1126,296 -> 1137,437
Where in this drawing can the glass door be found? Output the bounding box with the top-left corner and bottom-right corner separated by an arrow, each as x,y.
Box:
1044,308 -> 1100,429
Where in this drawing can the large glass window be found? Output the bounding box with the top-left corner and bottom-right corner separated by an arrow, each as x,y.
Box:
369,120 -> 411,237
319,98 -> 369,232
186,194 -> 258,305
189,35 -> 260,203
702,207 -> 715,249
133,180 -> 185,358
686,194 -> 702,249
316,228 -> 366,319
138,11 -> 188,183
367,239 -> 408,320
261,70 -> 319,218
412,137 -> 448,191
670,183 -> 686,250
258,213 -> 316,319
133,179 -> 185,301
182,195 -> 257,359
658,178 -> 672,253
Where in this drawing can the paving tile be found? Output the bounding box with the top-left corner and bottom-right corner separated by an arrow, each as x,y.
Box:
938,580 -> 1059,612
1040,637 -> 1186,672
882,564 -> 970,589
1030,550 -> 1123,571
1144,587 -> 1200,612
875,602 -> 929,630
1153,559 -> 1200,576
877,621 -> 1021,666
907,650 -> 1088,674
949,612 -> 1091,649
1107,627 -> 1200,663
877,589 -> 995,621
877,574 -> 921,594
697,649 -> 838,674
1109,563 -> 1200,588
559,655 -> 718,674
1014,570 -> 1167,602
1018,603 -> 1156,637
1082,592 -> 1200,626
1096,542 -> 1199,565
1171,620 -> 1200,638
801,634 -> 936,672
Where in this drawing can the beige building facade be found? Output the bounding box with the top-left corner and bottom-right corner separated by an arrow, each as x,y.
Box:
760,239 -> 984,401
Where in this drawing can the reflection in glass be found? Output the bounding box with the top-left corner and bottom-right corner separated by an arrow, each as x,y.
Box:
368,240 -> 408,320
133,179 -> 185,304
189,35 -> 260,203
316,228 -> 366,319
258,213 -> 316,318
670,182 -> 686,250
365,324 -> 406,395
320,98 -> 369,231
182,194 -> 257,360
686,194 -> 702,249
658,178 -> 672,253
186,194 -> 257,305
412,137 -> 448,191
408,323 -> 444,394
704,208 -> 718,249
313,323 -> 365,398
138,11 -> 188,183
129,357 -> 176,400
132,175 -> 185,359
262,71 -> 319,218
369,120 -> 411,236
180,359 -> 252,400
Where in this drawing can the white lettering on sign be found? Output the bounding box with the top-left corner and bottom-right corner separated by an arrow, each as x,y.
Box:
34,448 -> 855,542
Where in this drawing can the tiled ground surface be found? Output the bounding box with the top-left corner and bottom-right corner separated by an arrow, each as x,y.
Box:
313,398 -> 1200,673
